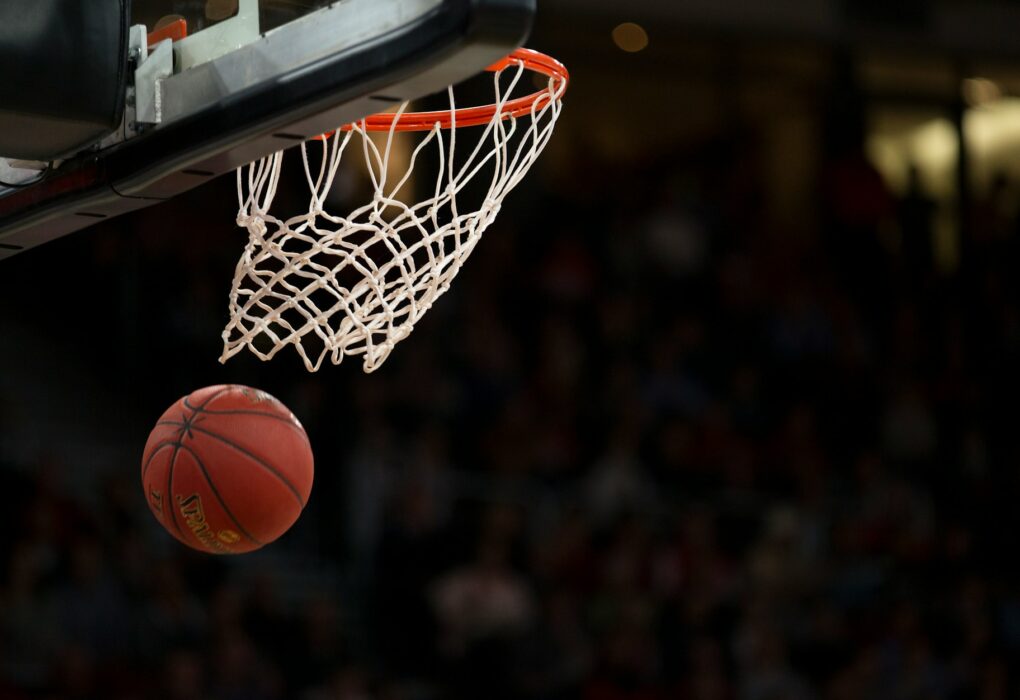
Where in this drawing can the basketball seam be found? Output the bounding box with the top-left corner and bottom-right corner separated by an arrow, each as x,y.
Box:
141,440 -> 177,481
187,385 -> 234,412
186,424 -> 307,508
177,443 -> 266,548
165,442 -> 188,542
185,410 -> 309,442
182,386 -> 309,446
171,409 -> 309,446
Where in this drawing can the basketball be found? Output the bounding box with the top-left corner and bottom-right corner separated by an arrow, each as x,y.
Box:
141,385 -> 314,554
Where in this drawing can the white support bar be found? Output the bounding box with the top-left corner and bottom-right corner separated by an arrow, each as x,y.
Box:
136,39 -> 175,125
173,0 -> 260,73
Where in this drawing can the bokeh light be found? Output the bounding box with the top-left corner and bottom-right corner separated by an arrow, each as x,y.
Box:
612,22 -> 649,53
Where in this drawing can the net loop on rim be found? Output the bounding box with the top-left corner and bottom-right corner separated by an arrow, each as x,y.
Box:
221,49 -> 568,372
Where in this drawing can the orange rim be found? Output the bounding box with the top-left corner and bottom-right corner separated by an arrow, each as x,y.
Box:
147,18 -> 189,46
320,48 -> 568,137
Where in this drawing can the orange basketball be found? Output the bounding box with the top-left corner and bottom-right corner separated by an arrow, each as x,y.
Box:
141,385 -> 314,554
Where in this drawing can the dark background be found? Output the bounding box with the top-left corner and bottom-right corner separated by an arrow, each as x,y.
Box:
3,1 -> 1020,698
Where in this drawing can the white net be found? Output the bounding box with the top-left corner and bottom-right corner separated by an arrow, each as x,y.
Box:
221,56 -> 566,372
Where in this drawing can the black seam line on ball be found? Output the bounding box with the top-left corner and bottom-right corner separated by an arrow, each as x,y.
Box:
181,387 -> 309,447
186,425 -> 306,508
155,418 -> 206,433
166,442 -> 187,541
179,411 -> 197,441
182,385 -> 234,413
180,409 -> 310,445
192,409 -> 289,420
177,443 -> 264,547
188,408 -> 301,424
141,441 -> 177,482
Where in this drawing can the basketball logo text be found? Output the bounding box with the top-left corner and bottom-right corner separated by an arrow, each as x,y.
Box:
149,488 -> 163,515
217,530 -> 241,545
177,494 -> 232,554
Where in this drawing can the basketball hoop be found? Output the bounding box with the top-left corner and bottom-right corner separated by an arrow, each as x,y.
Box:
221,49 -> 569,372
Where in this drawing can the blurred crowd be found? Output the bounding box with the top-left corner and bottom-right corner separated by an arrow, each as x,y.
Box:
3,83 -> 1020,700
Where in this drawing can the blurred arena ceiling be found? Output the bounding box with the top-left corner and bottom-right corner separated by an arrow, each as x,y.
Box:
546,0 -> 1020,58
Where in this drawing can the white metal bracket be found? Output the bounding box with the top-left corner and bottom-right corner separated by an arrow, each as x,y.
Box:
174,0 -> 260,72
135,39 -> 175,126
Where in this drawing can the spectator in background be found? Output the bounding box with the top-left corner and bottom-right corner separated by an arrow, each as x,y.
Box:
432,518 -> 535,699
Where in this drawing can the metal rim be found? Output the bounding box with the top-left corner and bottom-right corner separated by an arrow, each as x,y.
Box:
341,48 -> 569,133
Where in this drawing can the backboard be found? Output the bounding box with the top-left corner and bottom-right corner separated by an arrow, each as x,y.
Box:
0,0 -> 535,259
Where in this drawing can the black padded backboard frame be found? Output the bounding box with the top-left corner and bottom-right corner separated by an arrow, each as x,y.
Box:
0,0 -> 130,162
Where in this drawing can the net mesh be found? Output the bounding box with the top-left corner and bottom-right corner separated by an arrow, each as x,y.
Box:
221,58 -> 565,372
